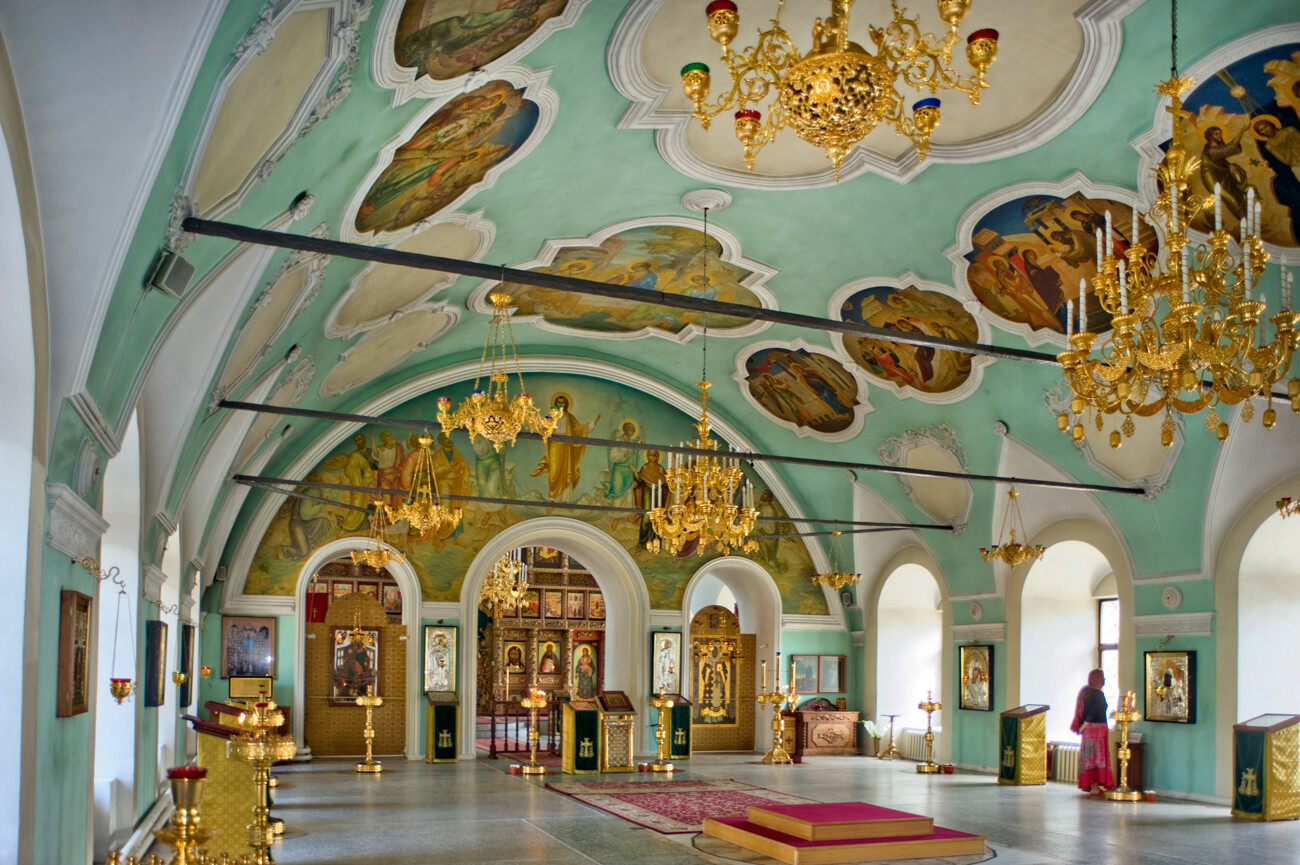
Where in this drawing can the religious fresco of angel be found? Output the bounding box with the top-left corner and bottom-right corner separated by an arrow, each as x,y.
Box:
501,224 -> 765,336
394,0 -> 571,81
961,193 -> 1159,335
743,347 -> 859,434
355,79 -> 538,234
1169,44 -> 1300,247
837,285 -> 979,394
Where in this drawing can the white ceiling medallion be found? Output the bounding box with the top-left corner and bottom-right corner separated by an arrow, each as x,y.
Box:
878,424 -> 973,534
167,0 -> 371,249
608,0 -> 1137,189
1131,22 -> 1300,266
968,602 -> 984,622
681,188 -> 732,212
1161,585 -> 1183,611
340,65 -> 558,247
943,171 -> 1146,348
469,214 -> 778,344
827,271 -> 993,405
731,337 -> 872,443
371,0 -> 591,105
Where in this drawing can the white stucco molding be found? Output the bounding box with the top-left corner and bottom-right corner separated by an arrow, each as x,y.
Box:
878,423 -> 974,534
371,0 -> 591,105
45,482 -> 111,562
68,392 -> 122,458
142,564 -> 168,603
952,623 -> 1007,643
1133,612 -> 1214,637
608,0 -> 1139,189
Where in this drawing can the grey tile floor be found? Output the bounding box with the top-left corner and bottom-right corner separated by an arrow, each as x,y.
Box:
257,754 -> 1300,865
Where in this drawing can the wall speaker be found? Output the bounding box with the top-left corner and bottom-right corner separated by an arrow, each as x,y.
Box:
146,248 -> 195,299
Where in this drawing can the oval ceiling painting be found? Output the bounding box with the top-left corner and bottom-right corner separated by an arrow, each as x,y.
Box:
394,0 -> 572,81
962,193 -> 1154,334
355,79 -> 538,234
502,225 -> 764,336
743,348 -> 859,435
1169,44 -> 1300,246
838,285 -> 978,394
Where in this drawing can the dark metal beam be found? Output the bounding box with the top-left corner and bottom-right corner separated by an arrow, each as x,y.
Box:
221,399 -> 1147,496
184,218 -> 1061,366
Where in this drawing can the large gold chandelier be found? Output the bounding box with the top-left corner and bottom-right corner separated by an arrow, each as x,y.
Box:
1056,9 -> 1298,448
481,549 -> 529,618
351,499 -> 404,570
646,380 -> 759,556
388,431 -> 461,534
439,292 -> 563,452
979,488 -> 1044,568
681,0 -> 999,176
812,530 -> 861,590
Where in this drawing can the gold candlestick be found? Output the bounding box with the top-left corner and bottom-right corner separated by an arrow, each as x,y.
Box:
355,685 -> 384,774
226,700 -> 296,865
516,687 -> 548,775
649,689 -> 675,772
1106,691 -> 1143,802
152,767 -> 213,865
758,681 -> 798,765
879,714 -> 902,760
916,691 -> 942,774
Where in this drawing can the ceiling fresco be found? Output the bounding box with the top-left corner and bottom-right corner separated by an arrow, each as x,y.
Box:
393,0 -> 573,80
738,345 -> 863,440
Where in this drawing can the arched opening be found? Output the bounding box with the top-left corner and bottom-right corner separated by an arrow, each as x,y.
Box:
1020,540 -> 1115,741
156,531 -> 182,788
93,413 -> 141,860
875,563 -> 943,732
1237,510 -> 1300,719
458,518 -> 650,757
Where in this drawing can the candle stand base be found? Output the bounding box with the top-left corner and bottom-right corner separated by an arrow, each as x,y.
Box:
916,762 -> 941,774
355,759 -> 383,774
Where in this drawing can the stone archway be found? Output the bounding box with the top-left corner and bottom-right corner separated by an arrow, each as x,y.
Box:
291,537 -> 423,760
458,517 -> 651,757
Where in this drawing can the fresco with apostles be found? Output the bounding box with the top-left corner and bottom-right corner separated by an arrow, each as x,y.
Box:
962,192 -> 1159,334
393,0 -> 572,82
836,285 -> 978,394
245,374 -> 828,615
1164,43 -> 1300,248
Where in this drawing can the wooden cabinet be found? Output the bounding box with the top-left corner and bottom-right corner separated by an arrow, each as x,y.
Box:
794,710 -> 859,756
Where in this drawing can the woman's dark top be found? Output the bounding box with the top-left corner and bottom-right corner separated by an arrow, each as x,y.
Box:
1080,688 -> 1109,724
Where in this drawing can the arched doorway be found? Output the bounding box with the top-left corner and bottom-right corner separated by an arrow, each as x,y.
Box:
1237,510 -> 1300,719
458,517 -> 650,757
874,563 -> 943,731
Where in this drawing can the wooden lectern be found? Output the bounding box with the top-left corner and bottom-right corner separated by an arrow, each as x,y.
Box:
597,692 -> 636,773
998,704 -> 1049,785
1232,714 -> 1299,821
562,700 -> 600,774
425,691 -> 458,763
667,695 -> 692,760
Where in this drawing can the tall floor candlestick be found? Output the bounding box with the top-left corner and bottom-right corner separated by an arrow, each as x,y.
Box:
916,692 -> 942,774
1106,692 -> 1143,802
649,689 -> 675,772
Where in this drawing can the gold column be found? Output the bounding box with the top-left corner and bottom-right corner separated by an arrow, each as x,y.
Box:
649,689 -> 675,772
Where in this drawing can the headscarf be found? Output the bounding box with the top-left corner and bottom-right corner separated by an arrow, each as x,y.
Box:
1071,669 -> 1105,733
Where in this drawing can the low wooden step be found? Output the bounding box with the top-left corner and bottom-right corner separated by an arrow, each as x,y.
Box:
747,802 -> 933,841
702,817 -> 986,865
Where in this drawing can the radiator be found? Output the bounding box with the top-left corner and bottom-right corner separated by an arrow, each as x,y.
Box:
897,727 -> 940,762
1052,742 -> 1080,783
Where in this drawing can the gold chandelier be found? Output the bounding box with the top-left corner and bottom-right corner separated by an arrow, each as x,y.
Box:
681,0 -> 999,177
646,380 -> 759,556
1279,497 -> 1300,520
1056,9 -> 1298,448
350,499 -> 405,570
979,488 -> 1044,568
481,549 -> 529,617
388,431 -> 462,534
439,292 -> 563,452
812,530 -> 861,590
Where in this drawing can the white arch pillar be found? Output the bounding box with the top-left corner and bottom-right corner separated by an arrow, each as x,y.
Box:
291,537 -> 423,760
457,517 -> 651,758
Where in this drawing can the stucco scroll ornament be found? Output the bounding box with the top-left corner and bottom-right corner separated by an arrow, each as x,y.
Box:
878,423 -> 971,533
300,0 -> 373,140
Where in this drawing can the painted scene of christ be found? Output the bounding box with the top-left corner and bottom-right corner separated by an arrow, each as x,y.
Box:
743,347 -> 858,433
838,285 -> 978,393
394,0 -> 572,82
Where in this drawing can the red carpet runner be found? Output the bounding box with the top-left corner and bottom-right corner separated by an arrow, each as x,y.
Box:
544,778 -> 814,833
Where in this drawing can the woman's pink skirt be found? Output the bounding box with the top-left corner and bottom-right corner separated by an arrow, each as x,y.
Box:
1077,722 -> 1114,791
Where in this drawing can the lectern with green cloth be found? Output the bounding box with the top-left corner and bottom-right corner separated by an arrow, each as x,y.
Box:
1232,714 -> 1299,821
562,700 -> 601,774
669,695 -> 692,760
425,691 -> 458,763
998,704 -> 1049,785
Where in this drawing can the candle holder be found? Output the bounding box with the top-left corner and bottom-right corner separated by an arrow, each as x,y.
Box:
226,700 -> 297,865
515,687 -> 548,775
758,681 -> 798,765
153,767 -> 213,865
879,714 -> 902,760
916,692 -> 942,774
648,690 -> 675,772
354,685 -> 384,774
1106,693 -> 1143,802
110,677 -> 133,705
199,666 -> 211,680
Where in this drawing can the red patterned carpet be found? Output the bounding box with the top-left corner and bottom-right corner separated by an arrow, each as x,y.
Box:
545,778 -> 816,833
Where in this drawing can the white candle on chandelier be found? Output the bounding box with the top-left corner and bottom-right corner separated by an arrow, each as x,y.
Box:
1119,261 -> 1128,313
1181,247 -> 1190,303
1079,278 -> 1088,332
1105,210 -> 1113,257
1132,205 -> 1140,251
1214,182 -> 1222,231
1255,200 -> 1262,241
1171,178 -> 1180,230
1066,300 -> 1074,338
1095,228 -> 1103,270
1283,266 -> 1292,310
1246,187 -> 1255,239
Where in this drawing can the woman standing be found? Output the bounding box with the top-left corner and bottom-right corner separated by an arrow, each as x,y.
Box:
1070,669 -> 1115,794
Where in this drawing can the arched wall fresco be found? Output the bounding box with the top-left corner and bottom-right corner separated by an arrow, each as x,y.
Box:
244,373 -> 829,615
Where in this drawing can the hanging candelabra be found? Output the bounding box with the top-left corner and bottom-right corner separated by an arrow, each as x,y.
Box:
388,431 -> 462,535
979,488 -> 1044,567
439,292 -> 563,452
480,549 -> 529,618
812,530 -> 861,589
682,0 -> 999,177
1056,3 -> 1298,448
80,557 -> 137,704
350,498 -> 404,570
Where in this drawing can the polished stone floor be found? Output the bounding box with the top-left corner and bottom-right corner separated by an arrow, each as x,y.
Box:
257,753 -> 1300,865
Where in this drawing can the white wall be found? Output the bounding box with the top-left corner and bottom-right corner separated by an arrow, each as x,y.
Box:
1020,540 -> 1110,740
687,574 -> 735,621
876,564 -> 941,729
1238,511 -> 1300,720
